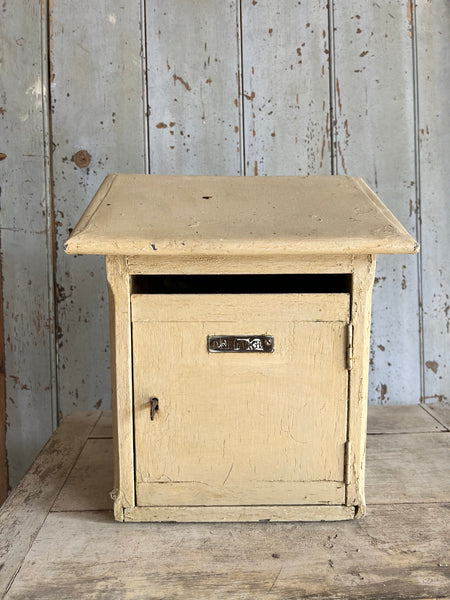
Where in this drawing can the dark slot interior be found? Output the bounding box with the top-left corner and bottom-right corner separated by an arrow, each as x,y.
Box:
131,274 -> 352,295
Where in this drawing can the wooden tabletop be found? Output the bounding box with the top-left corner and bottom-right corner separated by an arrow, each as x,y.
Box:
1,404 -> 449,599
65,175 -> 418,256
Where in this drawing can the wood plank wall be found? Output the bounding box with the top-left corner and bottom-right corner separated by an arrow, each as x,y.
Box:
0,237 -> 6,504
0,1 -> 448,490
0,0 -> 56,491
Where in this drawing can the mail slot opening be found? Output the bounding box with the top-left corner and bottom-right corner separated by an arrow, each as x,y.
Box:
131,273 -> 352,295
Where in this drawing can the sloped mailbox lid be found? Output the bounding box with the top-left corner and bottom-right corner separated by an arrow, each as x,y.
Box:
65,174 -> 419,257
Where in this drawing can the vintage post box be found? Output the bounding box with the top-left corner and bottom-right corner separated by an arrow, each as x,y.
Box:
65,175 -> 418,522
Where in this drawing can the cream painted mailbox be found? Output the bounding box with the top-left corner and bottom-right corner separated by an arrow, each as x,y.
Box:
65,175 -> 418,523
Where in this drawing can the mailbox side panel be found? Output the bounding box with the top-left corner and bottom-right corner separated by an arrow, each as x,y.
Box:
106,256 -> 135,521
346,255 -> 376,515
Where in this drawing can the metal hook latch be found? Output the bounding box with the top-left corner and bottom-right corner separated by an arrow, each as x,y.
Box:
149,397 -> 159,421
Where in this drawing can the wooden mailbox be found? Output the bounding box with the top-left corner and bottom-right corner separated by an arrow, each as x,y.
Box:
65,174 -> 418,522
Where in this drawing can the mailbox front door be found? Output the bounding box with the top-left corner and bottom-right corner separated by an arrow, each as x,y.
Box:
132,293 -> 350,508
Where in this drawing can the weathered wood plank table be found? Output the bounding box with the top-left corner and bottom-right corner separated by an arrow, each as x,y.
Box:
1,404 -> 449,599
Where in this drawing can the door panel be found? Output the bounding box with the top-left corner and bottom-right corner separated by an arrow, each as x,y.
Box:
133,294 -> 349,506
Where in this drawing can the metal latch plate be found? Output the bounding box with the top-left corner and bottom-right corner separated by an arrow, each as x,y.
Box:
208,335 -> 274,353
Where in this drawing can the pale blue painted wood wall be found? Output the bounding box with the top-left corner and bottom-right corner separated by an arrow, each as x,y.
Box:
0,0 -> 448,488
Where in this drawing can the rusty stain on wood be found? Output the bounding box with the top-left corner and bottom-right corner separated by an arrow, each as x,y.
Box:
425,360 -> 439,374
173,74 -> 191,91
71,150 -> 91,169
406,0 -> 413,38
336,77 -> 342,114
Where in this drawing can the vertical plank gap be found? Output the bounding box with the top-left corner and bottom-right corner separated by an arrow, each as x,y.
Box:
0,232 -> 8,502
140,0 -> 151,174
237,0 -> 246,176
42,0 -> 59,429
327,0 -> 338,175
410,1 -> 425,402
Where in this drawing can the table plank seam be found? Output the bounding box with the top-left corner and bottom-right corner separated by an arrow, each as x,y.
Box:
3,565 -> 20,599
49,501 -> 450,513
48,431 -> 96,514
367,500 -> 450,506
368,431 -> 450,437
50,508 -> 114,514
420,403 -> 450,431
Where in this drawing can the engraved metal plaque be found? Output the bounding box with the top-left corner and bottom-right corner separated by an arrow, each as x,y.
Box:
207,335 -> 274,353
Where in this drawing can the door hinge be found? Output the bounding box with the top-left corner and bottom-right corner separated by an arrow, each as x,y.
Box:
344,440 -> 352,485
346,323 -> 354,371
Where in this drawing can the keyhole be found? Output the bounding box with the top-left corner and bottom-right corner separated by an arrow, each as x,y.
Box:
150,397 -> 159,420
